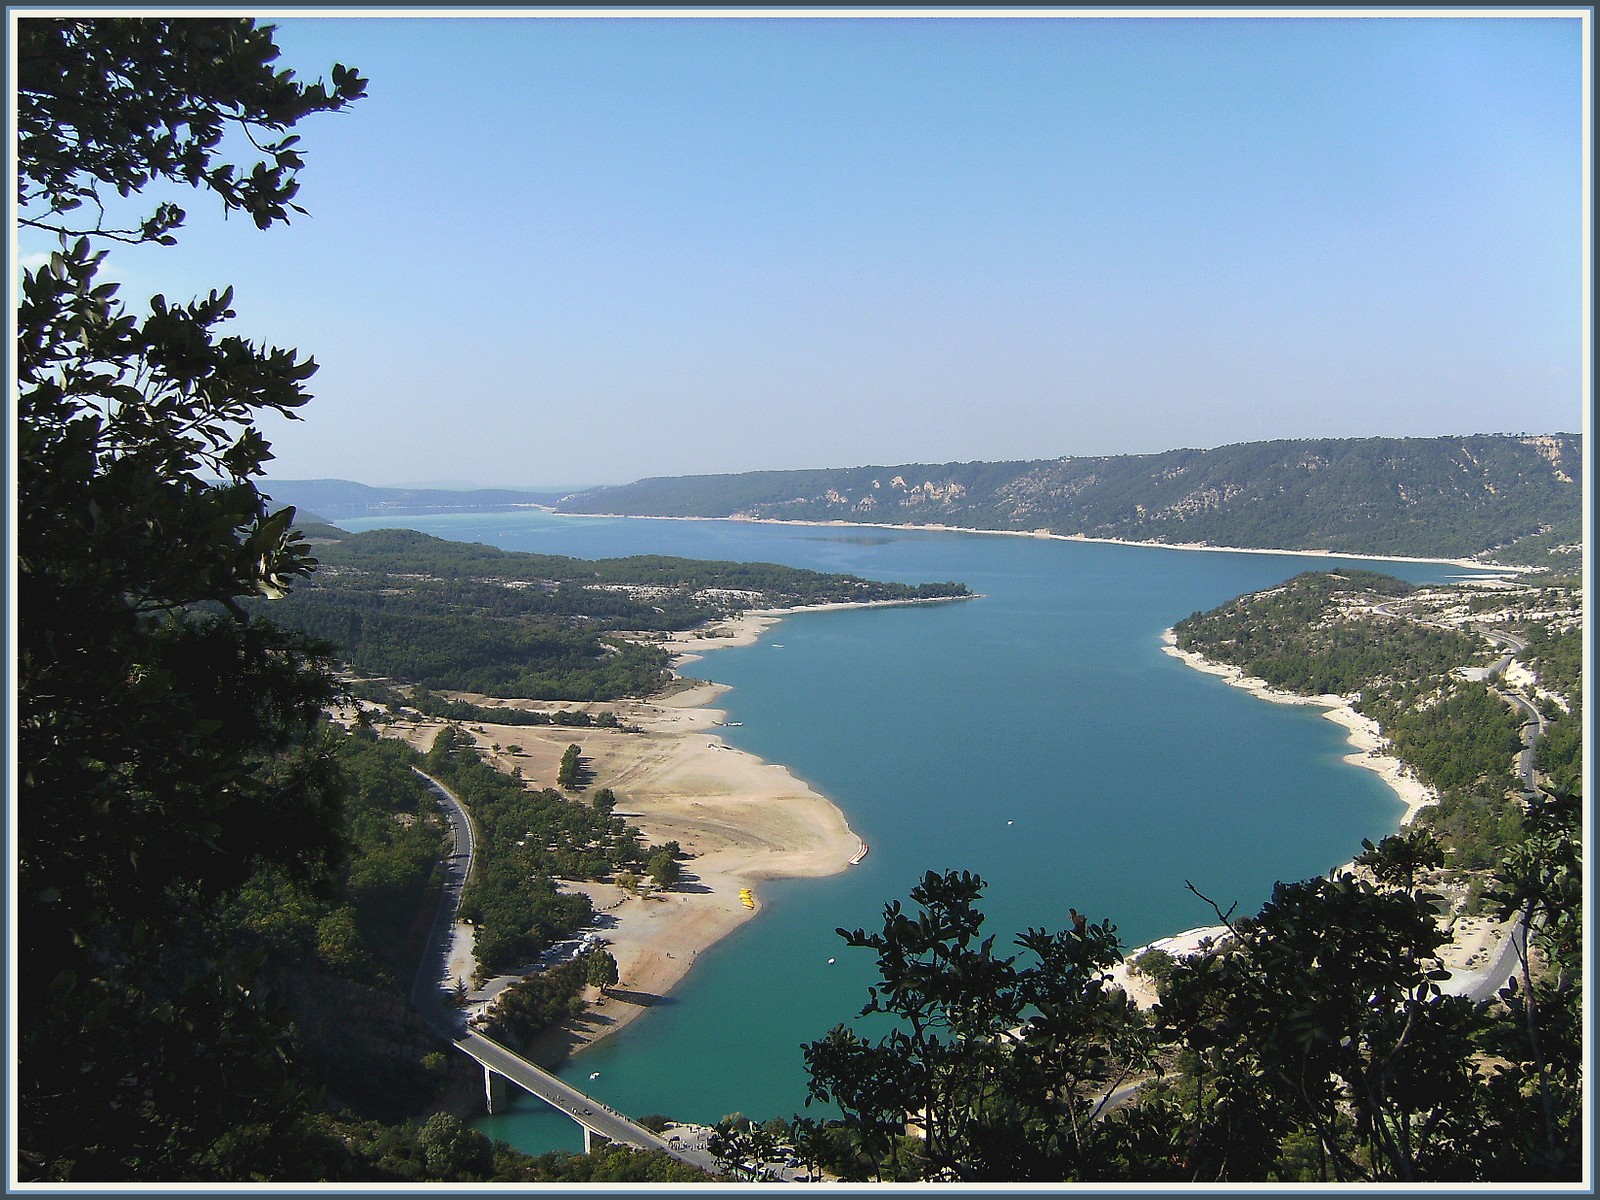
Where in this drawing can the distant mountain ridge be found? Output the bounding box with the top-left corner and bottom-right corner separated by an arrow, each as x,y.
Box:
261,478 -> 571,520
555,434 -> 1582,564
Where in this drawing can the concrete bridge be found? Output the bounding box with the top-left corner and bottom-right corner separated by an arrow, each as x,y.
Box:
411,767 -> 719,1175
453,1028 -> 717,1165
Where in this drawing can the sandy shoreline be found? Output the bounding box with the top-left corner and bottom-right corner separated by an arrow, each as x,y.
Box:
1120,629 -> 1509,1010
1158,628 -> 1437,825
383,611 -> 865,1063
551,507 -> 1521,574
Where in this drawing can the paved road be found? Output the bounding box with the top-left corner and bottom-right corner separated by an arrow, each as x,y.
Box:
1375,610 -> 1549,795
1093,1078 -> 1148,1121
1468,627 -> 1548,794
410,768 -> 476,1025
1441,919 -> 1529,1005
1498,688 -> 1547,791
1471,626 -> 1525,679
1485,628 -> 1530,656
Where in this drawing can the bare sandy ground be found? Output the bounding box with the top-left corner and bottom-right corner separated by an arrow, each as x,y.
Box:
1133,629 -> 1517,1010
382,612 -> 862,1060
1109,912 -> 1513,1011
1159,629 -> 1437,824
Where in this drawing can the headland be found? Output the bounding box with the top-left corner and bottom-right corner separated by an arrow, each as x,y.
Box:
383,609 -> 867,1062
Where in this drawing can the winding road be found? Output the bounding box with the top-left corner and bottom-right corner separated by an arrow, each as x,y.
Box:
1470,626 -> 1549,796
409,768 -> 475,1023
1443,919 -> 1530,1005
1367,612 -> 1543,1000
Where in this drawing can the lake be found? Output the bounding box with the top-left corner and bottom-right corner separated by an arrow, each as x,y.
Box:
337,509 -> 1488,1152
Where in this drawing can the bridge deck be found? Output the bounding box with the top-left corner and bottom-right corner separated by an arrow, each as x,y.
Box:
454,1031 -> 721,1173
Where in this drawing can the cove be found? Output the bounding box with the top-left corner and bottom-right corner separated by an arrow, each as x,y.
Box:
336,510 -> 1491,1153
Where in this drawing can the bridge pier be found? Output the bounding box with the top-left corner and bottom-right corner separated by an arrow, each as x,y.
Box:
483,1065 -> 509,1115
457,1033 -> 705,1168
484,1062 -> 606,1153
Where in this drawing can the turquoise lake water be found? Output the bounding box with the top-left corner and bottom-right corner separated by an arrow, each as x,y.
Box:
337,510 -> 1487,1152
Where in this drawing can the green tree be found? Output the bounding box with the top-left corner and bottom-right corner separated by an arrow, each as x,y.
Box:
558,743 -> 583,788
1481,786 -> 1584,1178
1130,947 -> 1177,992
647,849 -> 681,890
18,17 -> 364,245
475,961 -> 588,1052
16,16 -> 365,1181
1152,832 -> 1494,1182
802,839 -> 1585,1184
587,949 -> 621,996
416,1113 -> 494,1180
802,869 -> 1156,1182
706,1116 -> 782,1181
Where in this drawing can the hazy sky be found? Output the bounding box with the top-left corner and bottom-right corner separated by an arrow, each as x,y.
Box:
36,10 -> 1588,488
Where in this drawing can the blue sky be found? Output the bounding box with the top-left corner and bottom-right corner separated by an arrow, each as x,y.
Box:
31,11 -> 1588,489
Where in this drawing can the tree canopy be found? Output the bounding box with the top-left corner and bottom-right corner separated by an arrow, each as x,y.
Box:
803,869 -> 1156,1182
802,842 -> 1582,1183
17,17 -> 365,244
16,17 -> 367,1180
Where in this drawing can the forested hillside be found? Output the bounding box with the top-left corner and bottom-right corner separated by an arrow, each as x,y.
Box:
249,525 -> 970,699
556,434 -> 1581,564
1173,569 -> 1582,869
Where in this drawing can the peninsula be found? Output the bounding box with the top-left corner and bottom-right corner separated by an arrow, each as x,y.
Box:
1109,567 -> 1582,1011
371,609 -> 871,1060
268,531 -> 976,1065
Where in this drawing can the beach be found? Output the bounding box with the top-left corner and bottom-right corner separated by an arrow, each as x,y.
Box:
1109,910 -> 1518,1011
1138,628 -> 1516,1010
1158,628 -> 1437,824
380,611 -> 864,1063
554,507 -> 1524,575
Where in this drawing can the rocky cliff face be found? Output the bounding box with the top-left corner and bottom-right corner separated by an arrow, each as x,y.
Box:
559,434 -> 1582,563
